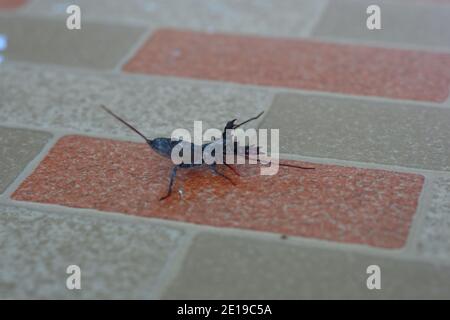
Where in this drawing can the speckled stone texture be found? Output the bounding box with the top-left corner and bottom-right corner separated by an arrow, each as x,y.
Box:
0,127 -> 51,194
162,233 -> 450,299
261,93 -> 450,171
124,29 -> 450,102
0,0 -> 26,9
313,0 -> 450,49
0,15 -> 144,69
0,205 -> 182,299
13,135 -> 424,249
417,178 -> 450,260
22,0 -> 326,37
0,63 -> 271,137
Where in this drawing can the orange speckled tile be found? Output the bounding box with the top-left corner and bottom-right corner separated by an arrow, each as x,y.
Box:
124,29 -> 450,102
0,0 -> 26,9
12,135 -> 424,249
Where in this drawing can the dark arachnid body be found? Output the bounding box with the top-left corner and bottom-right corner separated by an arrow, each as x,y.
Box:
149,136 -> 238,200
101,105 -> 313,201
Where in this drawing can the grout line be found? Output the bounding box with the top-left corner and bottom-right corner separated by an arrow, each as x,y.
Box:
403,174 -> 435,256
0,198 -> 424,257
0,131 -> 62,200
4,9 -> 152,28
112,26 -> 155,73
7,5 -> 450,53
382,0 -> 450,7
3,110 -> 450,179
3,60 -> 450,109
0,122 -> 144,143
302,0 -> 329,37
150,230 -> 197,299
277,153 -> 450,178
1,197 -> 449,266
2,120 -> 450,177
123,74 -> 450,108
308,35 -> 450,54
445,91 -> 450,107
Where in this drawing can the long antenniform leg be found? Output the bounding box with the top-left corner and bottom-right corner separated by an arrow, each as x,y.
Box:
101,105 -> 150,142
222,111 -> 265,139
160,166 -> 179,201
232,111 -> 264,129
224,163 -> 241,177
277,162 -> 315,170
243,155 -> 315,170
210,164 -> 236,186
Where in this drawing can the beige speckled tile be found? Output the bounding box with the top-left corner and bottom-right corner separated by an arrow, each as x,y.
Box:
22,0 -> 327,37
162,233 -> 450,299
0,127 -> 51,194
261,93 -> 450,171
0,15 -> 145,69
416,178 -> 450,261
313,0 -> 450,49
0,63 -> 272,137
0,204 -> 183,299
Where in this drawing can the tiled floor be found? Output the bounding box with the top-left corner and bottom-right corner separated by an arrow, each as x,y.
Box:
12,135 -> 424,249
1,0 -> 450,299
0,0 -> 26,10
313,0 -> 450,49
124,29 -> 450,102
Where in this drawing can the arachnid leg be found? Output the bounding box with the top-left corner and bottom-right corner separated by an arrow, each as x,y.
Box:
244,155 -> 315,170
160,166 -> 179,201
224,163 -> 241,177
232,111 -> 264,129
278,162 -> 315,170
209,164 -> 236,186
